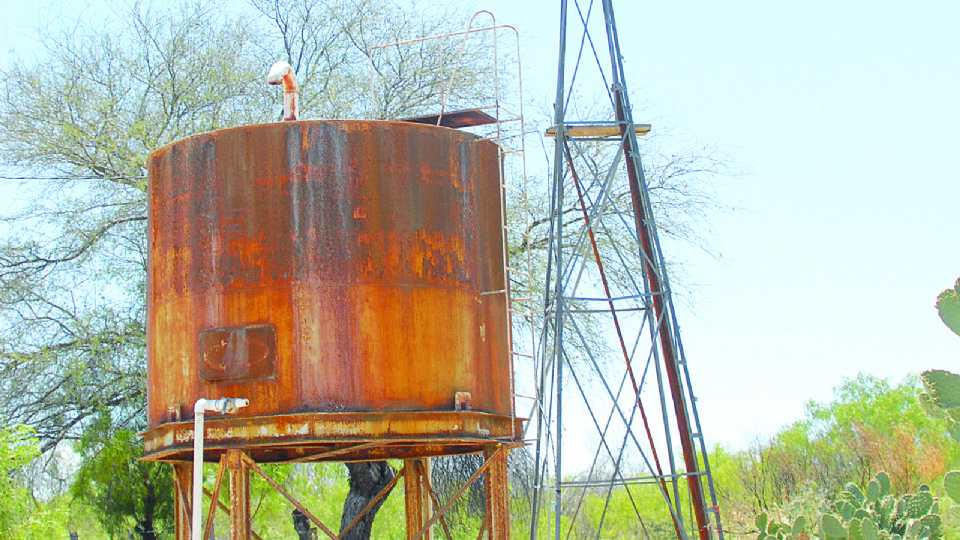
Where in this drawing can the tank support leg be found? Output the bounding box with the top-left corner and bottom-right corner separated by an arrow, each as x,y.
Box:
485,445 -> 511,540
173,463 -> 193,540
404,459 -> 433,540
228,449 -> 251,540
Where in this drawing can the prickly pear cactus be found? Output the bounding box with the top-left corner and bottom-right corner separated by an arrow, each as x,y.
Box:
905,491 -> 933,519
755,512 -> 811,540
935,278 -> 960,337
922,278 -> 960,442
944,470 -> 960,503
755,472 -> 947,540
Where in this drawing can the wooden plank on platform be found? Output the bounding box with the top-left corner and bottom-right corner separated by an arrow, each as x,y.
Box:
545,123 -> 651,138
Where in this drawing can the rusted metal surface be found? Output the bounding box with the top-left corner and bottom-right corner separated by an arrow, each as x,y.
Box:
227,449 -> 252,540
484,445 -> 510,540
404,460 -> 432,540
146,121 -> 513,461
142,409 -> 523,463
198,324 -> 277,382
201,487 -> 265,540
204,456 -> 228,540
400,109 -> 498,128
173,464 -> 192,540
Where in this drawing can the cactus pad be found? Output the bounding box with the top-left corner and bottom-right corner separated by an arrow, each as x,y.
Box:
823,514 -> 847,538
861,517 -> 880,540
936,279 -> 960,337
922,370 -> 960,410
877,472 -> 891,497
906,491 -> 933,518
945,470 -> 960,503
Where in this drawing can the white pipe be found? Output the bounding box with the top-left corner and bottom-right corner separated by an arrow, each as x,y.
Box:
192,397 -> 249,540
267,61 -> 299,121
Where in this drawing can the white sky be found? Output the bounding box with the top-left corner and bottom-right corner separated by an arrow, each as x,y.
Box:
2,0 -> 959,450
475,0 -> 960,447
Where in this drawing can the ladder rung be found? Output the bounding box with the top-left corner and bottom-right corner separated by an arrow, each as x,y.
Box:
494,104 -> 520,116
480,289 -> 506,296
505,267 -> 531,278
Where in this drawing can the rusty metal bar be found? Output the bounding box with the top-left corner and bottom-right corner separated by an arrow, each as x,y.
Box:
404,460 -> 431,540
203,455 -> 228,540
202,487 -> 265,540
240,453 -> 339,540
474,516 -> 488,540
227,450 -> 251,540
286,442 -> 391,464
410,446 -> 508,540
339,464 -> 405,539
598,0 -> 713,536
173,464 -> 192,540
484,445 -> 510,540
419,464 -> 455,540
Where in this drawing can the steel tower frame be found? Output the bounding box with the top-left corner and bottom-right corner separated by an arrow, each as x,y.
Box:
529,1 -> 724,539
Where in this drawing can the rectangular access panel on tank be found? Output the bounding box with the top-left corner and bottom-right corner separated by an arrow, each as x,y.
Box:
198,324 -> 277,382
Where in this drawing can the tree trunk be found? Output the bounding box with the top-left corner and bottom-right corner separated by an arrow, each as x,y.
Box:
135,484 -> 158,540
293,508 -> 313,540
340,461 -> 395,540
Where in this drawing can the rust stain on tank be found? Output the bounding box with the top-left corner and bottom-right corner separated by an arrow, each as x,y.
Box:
146,120 -> 512,460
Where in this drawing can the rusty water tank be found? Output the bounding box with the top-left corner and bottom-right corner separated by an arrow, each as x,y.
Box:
144,121 -> 514,460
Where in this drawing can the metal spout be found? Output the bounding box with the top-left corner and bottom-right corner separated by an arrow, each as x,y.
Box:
267,61 -> 299,121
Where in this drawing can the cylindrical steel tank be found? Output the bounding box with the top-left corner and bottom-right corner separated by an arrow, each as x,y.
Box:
146,121 -> 510,434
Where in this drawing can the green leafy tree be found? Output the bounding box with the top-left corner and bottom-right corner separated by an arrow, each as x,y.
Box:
0,424 -> 79,538
0,424 -> 40,536
71,415 -> 173,540
717,375 -> 958,526
803,373 -> 955,493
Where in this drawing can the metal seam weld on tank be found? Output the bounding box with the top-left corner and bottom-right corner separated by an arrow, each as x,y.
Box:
142,68 -> 519,463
